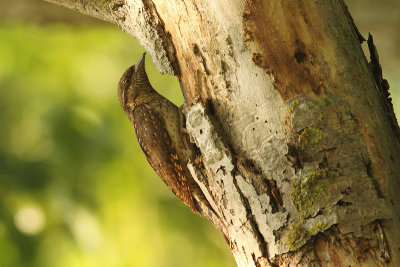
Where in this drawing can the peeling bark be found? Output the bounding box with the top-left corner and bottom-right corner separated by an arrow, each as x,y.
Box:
44,0 -> 400,266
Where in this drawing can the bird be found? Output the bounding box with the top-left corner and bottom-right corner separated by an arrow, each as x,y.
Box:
117,52 -> 198,213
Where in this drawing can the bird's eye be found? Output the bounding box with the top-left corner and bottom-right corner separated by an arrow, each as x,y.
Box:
123,78 -> 130,85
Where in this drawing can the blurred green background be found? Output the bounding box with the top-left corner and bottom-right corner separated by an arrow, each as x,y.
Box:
0,1 -> 398,267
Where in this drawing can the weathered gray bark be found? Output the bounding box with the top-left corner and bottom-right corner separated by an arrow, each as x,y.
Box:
44,0 -> 400,266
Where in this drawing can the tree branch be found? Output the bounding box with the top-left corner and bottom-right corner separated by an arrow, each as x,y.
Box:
45,0 -> 177,75
41,0 -> 400,265
44,0 -> 115,23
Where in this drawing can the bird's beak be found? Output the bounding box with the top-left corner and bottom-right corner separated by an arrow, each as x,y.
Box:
135,52 -> 146,73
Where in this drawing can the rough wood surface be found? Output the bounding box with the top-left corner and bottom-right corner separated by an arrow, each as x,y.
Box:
44,0 -> 400,266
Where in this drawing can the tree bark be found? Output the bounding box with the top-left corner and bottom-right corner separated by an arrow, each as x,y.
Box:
44,0 -> 400,266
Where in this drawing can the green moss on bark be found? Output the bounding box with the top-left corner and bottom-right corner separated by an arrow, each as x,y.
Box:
291,169 -> 335,216
298,127 -> 323,149
289,99 -> 300,113
286,218 -> 307,251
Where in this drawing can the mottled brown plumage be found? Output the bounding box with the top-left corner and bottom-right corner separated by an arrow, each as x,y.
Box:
118,53 -> 197,212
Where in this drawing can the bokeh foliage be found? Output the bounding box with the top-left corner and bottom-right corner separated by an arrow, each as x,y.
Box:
0,24 -> 235,267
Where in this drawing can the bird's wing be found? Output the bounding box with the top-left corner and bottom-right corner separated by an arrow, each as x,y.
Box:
132,104 -> 194,209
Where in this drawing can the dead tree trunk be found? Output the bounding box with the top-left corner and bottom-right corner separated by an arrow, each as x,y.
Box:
45,0 -> 400,266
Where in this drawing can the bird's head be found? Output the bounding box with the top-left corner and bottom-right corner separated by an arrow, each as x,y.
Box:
118,52 -> 147,114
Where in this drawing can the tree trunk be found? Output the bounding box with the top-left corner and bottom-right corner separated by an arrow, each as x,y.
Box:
45,0 -> 400,266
